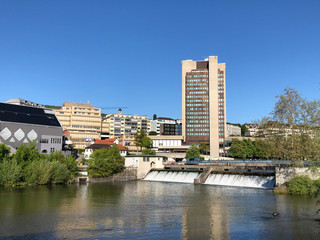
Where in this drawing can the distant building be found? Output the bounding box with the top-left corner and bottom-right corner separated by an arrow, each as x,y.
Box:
151,117 -> 182,135
102,109 -> 151,137
245,123 -> 259,137
55,102 -> 102,149
226,124 -> 241,137
182,56 -> 226,157
0,102 -> 62,153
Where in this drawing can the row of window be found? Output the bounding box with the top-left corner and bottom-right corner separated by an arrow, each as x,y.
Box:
188,128 -> 209,131
219,102 -> 224,106
72,125 -> 101,130
187,87 -> 208,90
186,75 -> 208,78
219,107 -> 224,110
187,115 -> 209,119
218,90 -> 224,93
187,91 -> 208,94
186,112 -> 209,115
218,86 -> 224,89
186,83 -> 208,86
186,95 -> 209,99
191,70 -> 208,73
187,124 -> 209,128
187,133 -> 210,136
186,103 -> 209,107
186,107 -> 209,111
187,99 -> 209,103
218,74 -> 224,77
187,120 -> 209,123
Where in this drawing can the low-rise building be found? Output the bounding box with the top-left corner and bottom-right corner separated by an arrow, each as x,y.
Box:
125,155 -> 166,179
151,117 -> 182,135
0,102 -> 62,153
84,138 -> 127,159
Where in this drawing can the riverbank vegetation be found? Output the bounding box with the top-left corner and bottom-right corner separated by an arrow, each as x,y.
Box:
0,142 -> 77,187
88,144 -> 125,178
229,88 -> 320,164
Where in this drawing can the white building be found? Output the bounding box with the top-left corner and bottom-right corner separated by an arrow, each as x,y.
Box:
226,124 -> 241,137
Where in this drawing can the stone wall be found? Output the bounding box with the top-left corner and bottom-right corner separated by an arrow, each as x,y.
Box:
275,167 -> 320,185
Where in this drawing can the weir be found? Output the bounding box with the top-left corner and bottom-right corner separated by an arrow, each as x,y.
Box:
144,165 -> 276,189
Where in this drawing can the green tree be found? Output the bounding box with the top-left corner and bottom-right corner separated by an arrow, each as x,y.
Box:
253,139 -> 269,159
148,131 -> 158,136
153,114 -> 157,120
51,162 -> 70,184
88,145 -> 125,178
229,139 -> 246,159
134,129 -> 153,151
25,158 -> 53,185
243,139 -> 256,159
241,124 -> 248,136
260,88 -> 320,163
0,144 -> 11,163
0,159 -> 22,186
186,144 -> 200,160
13,141 -> 40,170
199,143 -> 209,155
142,149 -> 156,155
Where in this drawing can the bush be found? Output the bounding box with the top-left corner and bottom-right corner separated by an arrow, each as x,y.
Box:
88,145 -> 124,178
286,175 -> 320,196
142,149 -> 156,155
0,159 -> 22,186
25,159 -> 53,185
51,162 -> 70,184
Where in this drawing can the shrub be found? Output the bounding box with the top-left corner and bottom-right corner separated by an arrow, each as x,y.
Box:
0,159 -> 22,186
286,175 -> 317,196
51,162 -> 70,184
142,149 -> 156,155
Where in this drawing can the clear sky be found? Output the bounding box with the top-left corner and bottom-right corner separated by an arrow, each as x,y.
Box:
1,0 -> 319,124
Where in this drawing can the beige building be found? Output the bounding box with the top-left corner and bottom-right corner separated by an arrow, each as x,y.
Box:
102,109 -> 151,137
55,102 -> 101,149
182,56 -> 226,158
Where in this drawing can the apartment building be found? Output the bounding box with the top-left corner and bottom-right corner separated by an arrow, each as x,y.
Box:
182,56 -> 226,157
55,102 -> 101,149
102,109 -> 151,137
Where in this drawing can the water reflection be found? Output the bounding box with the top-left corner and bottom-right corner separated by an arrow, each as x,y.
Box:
0,182 -> 319,239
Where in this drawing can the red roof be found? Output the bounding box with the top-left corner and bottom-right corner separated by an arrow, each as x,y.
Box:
86,143 -> 127,151
94,138 -> 117,144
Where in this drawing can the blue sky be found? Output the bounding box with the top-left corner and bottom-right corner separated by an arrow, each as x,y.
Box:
1,0 -> 319,124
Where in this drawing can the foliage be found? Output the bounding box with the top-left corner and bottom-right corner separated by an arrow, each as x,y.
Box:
229,139 -> 247,159
142,149 -> 156,155
199,143 -> 209,155
25,158 -> 53,185
51,162 -> 70,184
13,141 -> 40,170
153,114 -> 157,120
186,144 -> 200,160
241,124 -> 248,136
0,159 -> 22,186
148,131 -> 158,136
258,88 -> 320,163
0,144 -> 11,163
88,145 -> 125,178
286,175 -> 320,197
134,129 -> 153,150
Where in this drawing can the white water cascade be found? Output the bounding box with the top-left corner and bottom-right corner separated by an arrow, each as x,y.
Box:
144,171 -> 201,183
205,173 -> 275,189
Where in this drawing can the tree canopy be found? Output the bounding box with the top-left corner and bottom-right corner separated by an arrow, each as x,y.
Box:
186,144 -> 200,160
134,129 -> 153,150
88,145 -> 125,178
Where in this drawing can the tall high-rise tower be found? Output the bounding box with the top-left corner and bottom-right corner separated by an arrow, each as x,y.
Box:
182,56 -> 226,158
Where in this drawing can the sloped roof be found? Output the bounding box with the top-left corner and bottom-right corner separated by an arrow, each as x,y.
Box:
0,102 -> 61,127
86,143 -> 127,151
94,138 -> 117,144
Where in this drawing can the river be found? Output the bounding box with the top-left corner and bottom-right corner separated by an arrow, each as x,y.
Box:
0,181 -> 319,239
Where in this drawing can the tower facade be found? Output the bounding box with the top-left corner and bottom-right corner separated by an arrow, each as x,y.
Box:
182,56 -> 226,158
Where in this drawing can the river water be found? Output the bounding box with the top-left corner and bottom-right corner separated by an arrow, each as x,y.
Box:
0,181 -> 319,239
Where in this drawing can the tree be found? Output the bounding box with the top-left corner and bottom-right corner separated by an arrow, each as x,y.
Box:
186,144 -> 200,160
241,124 -> 248,136
260,88 -> 320,163
153,114 -> 157,120
88,145 -> 125,178
0,159 -> 22,186
199,143 -> 209,155
229,139 -> 246,159
0,144 -> 10,163
142,149 -> 156,155
134,129 -> 153,151
149,131 -> 158,136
